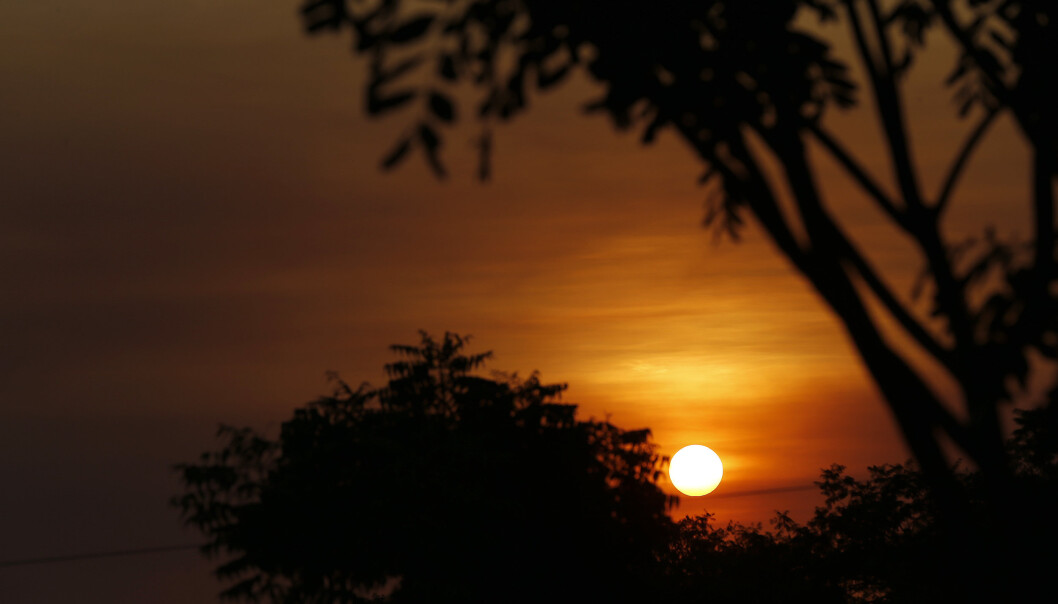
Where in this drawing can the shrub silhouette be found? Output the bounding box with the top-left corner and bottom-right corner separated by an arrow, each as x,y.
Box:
662,406 -> 1058,603
175,332 -> 675,603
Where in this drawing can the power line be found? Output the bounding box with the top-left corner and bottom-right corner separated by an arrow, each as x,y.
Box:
706,484 -> 817,500
0,544 -> 201,569
0,486 -> 819,569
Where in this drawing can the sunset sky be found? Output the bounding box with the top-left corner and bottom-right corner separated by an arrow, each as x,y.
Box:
0,2 -> 1032,602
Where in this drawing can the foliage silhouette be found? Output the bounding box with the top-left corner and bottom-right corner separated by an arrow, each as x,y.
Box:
299,0 -> 1058,595
663,406 -> 1057,602
660,466 -> 940,604
174,332 -> 676,603
175,335 -> 1058,602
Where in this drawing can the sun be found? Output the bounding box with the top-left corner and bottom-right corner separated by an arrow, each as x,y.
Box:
668,444 -> 724,496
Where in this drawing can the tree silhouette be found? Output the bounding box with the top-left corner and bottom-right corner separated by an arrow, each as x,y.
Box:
174,332 -> 676,603
297,0 -> 1057,590
663,408 -> 1057,602
660,464 -> 940,603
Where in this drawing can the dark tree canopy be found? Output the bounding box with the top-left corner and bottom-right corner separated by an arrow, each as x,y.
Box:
661,410 -> 1058,603
175,332 -> 676,603
297,1 -> 1058,594
175,335 -> 1058,602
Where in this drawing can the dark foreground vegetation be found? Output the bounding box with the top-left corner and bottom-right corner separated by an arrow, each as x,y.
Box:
176,333 -> 1058,603
216,0 -> 1058,599
293,2 -> 1058,598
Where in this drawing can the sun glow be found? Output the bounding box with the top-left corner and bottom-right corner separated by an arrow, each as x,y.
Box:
668,444 -> 724,496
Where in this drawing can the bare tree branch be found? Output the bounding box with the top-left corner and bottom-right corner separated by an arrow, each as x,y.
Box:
935,107 -> 1000,216
801,127 -> 956,370
839,238 -> 956,373
766,125 -> 972,460
681,124 -> 812,276
847,0 -> 925,209
865,0 -> 897,79
846,0 -> 976,368
807,123 -> 908,231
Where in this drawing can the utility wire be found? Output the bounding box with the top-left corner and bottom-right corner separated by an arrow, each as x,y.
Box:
706,484 -> 817,500
0,486 -> 818,569
0,544 -> 202,569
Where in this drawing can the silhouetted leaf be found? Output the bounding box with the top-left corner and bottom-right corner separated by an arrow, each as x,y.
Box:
428,91 -> 456,122
367,89 -> 415,115
804,0 -> 839,22
640,111 -> 667,144
301,0 -> 346,33
698,166 -> 718,185
989,29 -> 1013,52
380,136 -> 413,170
418,124 -> 446,177
352,36 -> 374,53
889,1 -> 934,45
537,64 -> 571,89
946,56 -> 971,86
477,128 -> 492,181
894,50 -> 913,74
388,15 -> 433,44
478,89 -> 498,118
419,123 -> 439,150
973,46 -> 1003,77
373,55 -> 424,87
832,93 -> 856,108
438,54 -> 458,80
501,70 -> 527,118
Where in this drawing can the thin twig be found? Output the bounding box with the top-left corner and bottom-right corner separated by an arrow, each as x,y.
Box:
866,0 -> 897,76
840,239 -> 956,373
847,0 -> 974,356
935,108 -> 1000,215
848,0 -> 924,209
797,127 -> 957,373
807,123 -> 909,231
772,126 -> 970,453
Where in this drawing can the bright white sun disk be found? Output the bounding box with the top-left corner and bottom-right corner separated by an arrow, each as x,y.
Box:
668,444 -> 723,496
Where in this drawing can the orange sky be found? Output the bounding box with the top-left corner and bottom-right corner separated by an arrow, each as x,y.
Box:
0,2 -> 1032,602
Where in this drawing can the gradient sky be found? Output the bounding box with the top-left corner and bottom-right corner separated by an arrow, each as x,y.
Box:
0,2 -> 1031,602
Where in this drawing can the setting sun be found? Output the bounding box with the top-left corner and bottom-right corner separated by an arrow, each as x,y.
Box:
669,445 -> 724,496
